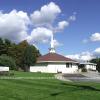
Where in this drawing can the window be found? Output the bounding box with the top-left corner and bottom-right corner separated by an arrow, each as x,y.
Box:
66,63 -> 69,67
66,63 -> 72,68
70,63 -> 72,68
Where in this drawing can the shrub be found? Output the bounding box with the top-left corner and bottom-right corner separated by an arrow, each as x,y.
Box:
0,55 -> 16,70
82,67 -> 87,72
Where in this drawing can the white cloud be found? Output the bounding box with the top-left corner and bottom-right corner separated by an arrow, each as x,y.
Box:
69,15 -> 76,21
90,33 -> 100,41
0,10 -> 30,43
82,39 -> 88,43
0,2 -> 76,48
30,2 -> 61,26
54,12 -> 76,32
53,39 -> 63,47
27,27 -> 53,43
27,27 -> 63,47
66,51 -> 95,61
57,21 -> 69,30
66,54 -> 80,60
80,52 -> 94,61
69,12 -> 76,21
94,47 -> 100,54
30,2 -> 76,46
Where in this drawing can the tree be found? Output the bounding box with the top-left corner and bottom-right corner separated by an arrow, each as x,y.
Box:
17,40 -> 29,65
7,44 -> 19,69
22,45 -> 37,71
5,39 -> 12,46
0,38 -> 41,71
17,40 -> 41,71
0,38 -> 13,55
0,54 -> 16,70
4,39 -> 12,55
90,58 -> 100,72
0,38 -> 5,55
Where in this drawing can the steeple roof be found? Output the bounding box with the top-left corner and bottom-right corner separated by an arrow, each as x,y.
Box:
49,34 -> 55,53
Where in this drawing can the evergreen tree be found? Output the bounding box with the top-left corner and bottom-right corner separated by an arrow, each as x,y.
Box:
22,45 -> 37,71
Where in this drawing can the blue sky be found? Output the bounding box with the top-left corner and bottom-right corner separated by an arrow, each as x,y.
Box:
0,0 -> 100,61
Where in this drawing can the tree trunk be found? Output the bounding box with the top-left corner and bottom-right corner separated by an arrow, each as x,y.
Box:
24,66 -> 29,72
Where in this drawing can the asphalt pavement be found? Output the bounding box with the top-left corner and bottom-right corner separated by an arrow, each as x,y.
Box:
56,71 -> 100,82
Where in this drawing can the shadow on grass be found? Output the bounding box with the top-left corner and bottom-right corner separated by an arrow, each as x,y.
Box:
50,91 -> 63,96
39,91 -> 64,100
39,82 -> 100,100
50,82 -> 100,98
61,82 -> 100,91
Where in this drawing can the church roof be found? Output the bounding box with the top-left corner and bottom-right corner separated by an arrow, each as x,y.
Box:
37,53 -> 78,63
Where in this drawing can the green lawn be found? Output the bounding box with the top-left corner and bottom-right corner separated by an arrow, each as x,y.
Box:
0,71 -> 100,100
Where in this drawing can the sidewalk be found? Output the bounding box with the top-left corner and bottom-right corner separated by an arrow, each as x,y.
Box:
55,74 -> 72,82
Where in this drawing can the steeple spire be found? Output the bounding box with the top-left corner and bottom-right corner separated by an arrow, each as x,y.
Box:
49,34 -> 55,53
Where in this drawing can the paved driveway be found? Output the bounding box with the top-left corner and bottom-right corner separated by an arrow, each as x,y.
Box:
62,71 -> 100,82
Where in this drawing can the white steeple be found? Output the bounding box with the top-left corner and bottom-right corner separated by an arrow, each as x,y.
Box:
49,34 -> 55,53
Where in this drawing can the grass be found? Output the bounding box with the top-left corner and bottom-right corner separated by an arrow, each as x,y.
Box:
0,71 -> 100,100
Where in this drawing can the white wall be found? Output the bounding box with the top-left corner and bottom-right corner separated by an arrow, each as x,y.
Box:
47,63 -> 65,73
30,63 -> 78,73
47,63 -> 78,73
0,67 -> 9,71
86,64 -> 96,70
30,66 -> 48,73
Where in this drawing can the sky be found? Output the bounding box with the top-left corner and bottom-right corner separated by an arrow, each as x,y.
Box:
0,0 -> 100,61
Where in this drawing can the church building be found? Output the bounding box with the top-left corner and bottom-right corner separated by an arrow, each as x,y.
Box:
30,35 -> 79,73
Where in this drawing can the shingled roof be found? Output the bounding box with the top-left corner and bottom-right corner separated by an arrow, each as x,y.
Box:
37,53 -> 78,63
